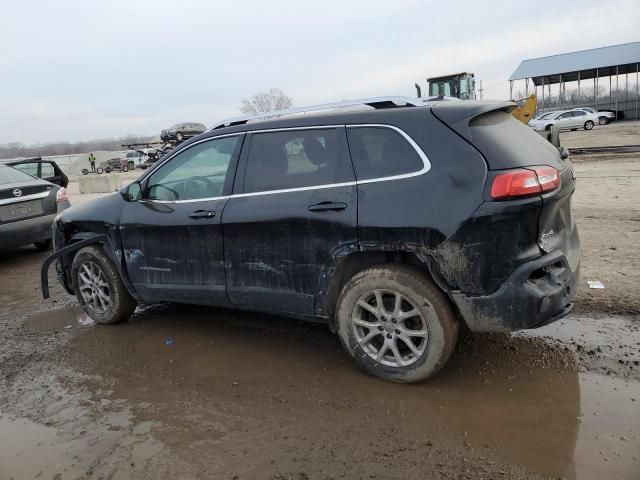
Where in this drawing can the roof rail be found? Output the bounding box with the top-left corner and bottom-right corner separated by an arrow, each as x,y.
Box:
209,96 -> 424,130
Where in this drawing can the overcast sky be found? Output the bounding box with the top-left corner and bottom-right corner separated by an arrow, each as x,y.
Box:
1,0 -> 638,144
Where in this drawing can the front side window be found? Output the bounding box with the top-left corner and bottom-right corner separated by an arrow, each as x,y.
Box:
243,128 -> 352,193
147,135 -> 240,201
347,127 -> 423,181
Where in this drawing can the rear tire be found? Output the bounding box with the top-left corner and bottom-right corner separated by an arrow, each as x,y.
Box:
34,239 -> 52,251
584,120 -> 594,130
81,169 -> 89,175
96,167 -> 104,174
336,264 -> 458,383
71,245 -> 136,324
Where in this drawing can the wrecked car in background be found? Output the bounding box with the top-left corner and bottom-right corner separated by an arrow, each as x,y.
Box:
1,164 -> 70,251
41,96 -> 580,383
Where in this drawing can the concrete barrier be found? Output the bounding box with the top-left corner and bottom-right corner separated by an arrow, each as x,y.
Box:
78,174 -> 121,194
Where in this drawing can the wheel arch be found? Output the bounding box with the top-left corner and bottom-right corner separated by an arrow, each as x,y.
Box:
319,250 -> 459,333
41,233 -> 138,301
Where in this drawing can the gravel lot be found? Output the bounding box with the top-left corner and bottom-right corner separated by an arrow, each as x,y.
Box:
1,130 -> 639,479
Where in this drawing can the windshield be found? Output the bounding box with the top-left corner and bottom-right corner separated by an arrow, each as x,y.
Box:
0,166 -> 38,185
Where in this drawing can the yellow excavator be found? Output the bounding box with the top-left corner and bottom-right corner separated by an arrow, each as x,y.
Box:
418,73 -> 537,125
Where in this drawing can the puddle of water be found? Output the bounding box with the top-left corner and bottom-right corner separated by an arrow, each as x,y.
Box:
61,305 -> 640,479
23,306 -> 94,331
8,306 -> 640,479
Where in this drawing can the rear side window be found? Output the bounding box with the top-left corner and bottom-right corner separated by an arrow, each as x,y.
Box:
346,127 -> 422,181
41,163 -> 55,177
242,128 -> 353,193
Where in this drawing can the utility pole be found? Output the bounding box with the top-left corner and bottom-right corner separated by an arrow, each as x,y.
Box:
478,80 -> 484,100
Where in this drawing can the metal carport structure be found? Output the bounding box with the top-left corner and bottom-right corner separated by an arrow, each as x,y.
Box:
509,42 -> 640,119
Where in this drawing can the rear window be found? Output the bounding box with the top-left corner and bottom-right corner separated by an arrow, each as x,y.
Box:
0,166 -> 38,184
243,128 -> 353,193
469,111 -> 562,170
346,127 -> 422,181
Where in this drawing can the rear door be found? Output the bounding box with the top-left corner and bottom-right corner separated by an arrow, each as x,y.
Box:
222,126 -> 357,315
571,110 -> 586,128
40,161 -> 68,188
119,134 -> 243,304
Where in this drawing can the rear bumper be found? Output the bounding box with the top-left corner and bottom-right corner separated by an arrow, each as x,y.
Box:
452,249 -> 579,332
0,213 -> 57,249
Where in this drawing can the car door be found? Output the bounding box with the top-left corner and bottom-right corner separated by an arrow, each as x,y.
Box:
572,110 -> 586,128
40,161 -> 68,188
222,126 -> 358,315
555,112 -> 573,130
119,134 -> 244,304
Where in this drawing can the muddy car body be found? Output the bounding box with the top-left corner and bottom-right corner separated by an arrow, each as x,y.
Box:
42,97 -> 580,382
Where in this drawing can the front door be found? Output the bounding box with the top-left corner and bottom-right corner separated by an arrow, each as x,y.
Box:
119,134 -> 243,304
222,127 -> 358,315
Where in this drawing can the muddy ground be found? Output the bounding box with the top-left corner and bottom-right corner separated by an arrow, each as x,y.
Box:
1,151 -> 639,479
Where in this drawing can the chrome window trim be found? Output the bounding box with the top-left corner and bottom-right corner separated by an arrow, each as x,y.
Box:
148,124 -> 431,204
0,190 -> 51,206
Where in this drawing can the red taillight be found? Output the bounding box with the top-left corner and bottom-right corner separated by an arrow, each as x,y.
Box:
490,166 -> 560,200
56,187 -> 69,202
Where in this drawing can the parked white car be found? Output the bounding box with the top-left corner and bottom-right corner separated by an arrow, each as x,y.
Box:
573,107 -> 616,125
529,109 -> 598,132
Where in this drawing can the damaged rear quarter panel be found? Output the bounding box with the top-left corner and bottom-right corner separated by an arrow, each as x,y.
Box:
356,108 -> 487,287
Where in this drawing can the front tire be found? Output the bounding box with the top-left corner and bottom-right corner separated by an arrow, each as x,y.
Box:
71,245 -> 136,324
599,117 -> 609,125
584,120 -> 594,130
176,132 -> 184,141
336,264 -> 458,383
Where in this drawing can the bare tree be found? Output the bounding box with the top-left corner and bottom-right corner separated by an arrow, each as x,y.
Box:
240,88 -> 293,114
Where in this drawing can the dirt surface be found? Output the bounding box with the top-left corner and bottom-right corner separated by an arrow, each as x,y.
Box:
570,157 -> 640,316
561,120 -> 640,149
1,151 -> 640,479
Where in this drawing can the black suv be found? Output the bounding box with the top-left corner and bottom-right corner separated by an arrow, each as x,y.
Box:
42,97 -> 579,383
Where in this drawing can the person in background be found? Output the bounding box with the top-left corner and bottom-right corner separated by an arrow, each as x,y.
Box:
88,152 -> 96,172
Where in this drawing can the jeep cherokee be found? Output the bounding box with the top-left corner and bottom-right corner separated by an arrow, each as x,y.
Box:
41,97 -> 580,383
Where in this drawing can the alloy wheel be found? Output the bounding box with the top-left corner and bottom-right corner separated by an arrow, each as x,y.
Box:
351,289 -> 430,367
77,261 -> 111,313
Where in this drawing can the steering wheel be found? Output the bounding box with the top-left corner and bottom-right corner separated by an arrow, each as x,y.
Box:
184,176 -> 216,198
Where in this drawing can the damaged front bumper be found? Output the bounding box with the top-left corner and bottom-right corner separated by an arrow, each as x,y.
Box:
451,249 -> 579,332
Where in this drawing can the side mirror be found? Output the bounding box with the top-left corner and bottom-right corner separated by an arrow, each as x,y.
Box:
122,181 -> 142,202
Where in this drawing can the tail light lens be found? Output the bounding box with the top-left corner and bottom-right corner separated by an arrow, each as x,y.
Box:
56,187 -> 69,202
490,166 -> 560,200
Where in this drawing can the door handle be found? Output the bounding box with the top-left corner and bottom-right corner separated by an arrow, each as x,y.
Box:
308,201 -> 347,212
188,210 -> 216,219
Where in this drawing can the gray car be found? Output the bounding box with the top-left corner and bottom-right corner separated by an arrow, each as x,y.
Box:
160,122 -> 206,143
0,165 -> 71,251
